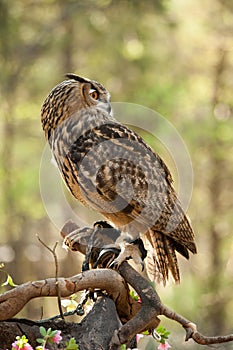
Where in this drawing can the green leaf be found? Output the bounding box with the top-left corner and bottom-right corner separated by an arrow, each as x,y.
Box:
129,290 -> 139,301
39,326 -> 47,337
47,327 -> 52,334
142,330 -> 150,335
1,274 -> 17,287
156,326 -> 165,333
50,330 -> 58,337
36,338 -> 44,344
65,337 -> 79,350
7,274 -> 17,287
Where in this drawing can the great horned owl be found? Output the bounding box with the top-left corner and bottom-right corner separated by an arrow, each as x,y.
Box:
41,74 -> 197,284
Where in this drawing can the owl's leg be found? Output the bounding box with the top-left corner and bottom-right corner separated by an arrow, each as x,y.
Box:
112,236 -> 147,270
62,219 -> 146,271
82,226 -> 100,271
97,235 -> 147,271
83,221 -> 121,270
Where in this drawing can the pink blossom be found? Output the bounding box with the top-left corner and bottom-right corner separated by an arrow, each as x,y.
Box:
52,330 -> 62,344
24,345 -> 33,350
12,342 -> 33,350
136,334 -> 143,343
12,341 -> 19,350
158,341 -> 171,350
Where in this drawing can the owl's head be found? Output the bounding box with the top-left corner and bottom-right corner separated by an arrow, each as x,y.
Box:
41,74 -> 111,140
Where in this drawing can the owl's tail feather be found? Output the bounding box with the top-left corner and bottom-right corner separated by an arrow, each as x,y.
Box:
146,229 -> 181,284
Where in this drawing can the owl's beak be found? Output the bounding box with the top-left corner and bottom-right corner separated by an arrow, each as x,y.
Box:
98,101 -> 112,116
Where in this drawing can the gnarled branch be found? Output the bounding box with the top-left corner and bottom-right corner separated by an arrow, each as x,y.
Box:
0,268 -> 133,322
1,219 -> 233,349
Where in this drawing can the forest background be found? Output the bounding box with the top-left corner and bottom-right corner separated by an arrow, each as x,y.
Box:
0,1 -> 233,349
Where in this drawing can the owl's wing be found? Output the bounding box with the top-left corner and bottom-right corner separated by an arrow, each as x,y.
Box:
65,121 -> 195,251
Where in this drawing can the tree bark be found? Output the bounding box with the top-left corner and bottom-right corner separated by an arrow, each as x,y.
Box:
0,296 -> 122,350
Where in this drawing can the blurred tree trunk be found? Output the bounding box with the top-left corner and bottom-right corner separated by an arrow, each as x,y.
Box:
207,47 -> 228,335
0,1 -> 18,239
0,1 -> 33,302
59,0 -> 75,73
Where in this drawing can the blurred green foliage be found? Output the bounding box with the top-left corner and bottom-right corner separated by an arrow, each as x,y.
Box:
0,0 -> 233,348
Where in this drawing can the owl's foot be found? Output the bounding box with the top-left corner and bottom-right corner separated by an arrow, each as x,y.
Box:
95,245 -> 120,268
61,219 -> 147,272
97,238 -> 147,271
111,238 -> 147,270
82,221 -> 121,271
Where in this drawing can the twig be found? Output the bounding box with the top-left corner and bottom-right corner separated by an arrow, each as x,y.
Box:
36,234 -> 64,320
161,303 -> 233,344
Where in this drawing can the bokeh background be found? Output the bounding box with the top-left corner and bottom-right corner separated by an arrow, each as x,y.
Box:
0,1 -> 233,349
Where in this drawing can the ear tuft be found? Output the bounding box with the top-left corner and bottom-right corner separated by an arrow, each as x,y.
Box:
65,73 -> 91,84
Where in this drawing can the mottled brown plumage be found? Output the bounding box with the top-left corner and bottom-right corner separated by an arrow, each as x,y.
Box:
41,74 -> 197,284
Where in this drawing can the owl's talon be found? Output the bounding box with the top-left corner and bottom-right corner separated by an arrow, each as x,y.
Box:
95,246 -> 121,268
109,244 -> 143,269
102,238 -> 147,271
95,239 -> 147,271
109,259 -> 120,270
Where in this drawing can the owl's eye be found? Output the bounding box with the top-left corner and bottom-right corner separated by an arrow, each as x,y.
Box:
89,89 -> 99,100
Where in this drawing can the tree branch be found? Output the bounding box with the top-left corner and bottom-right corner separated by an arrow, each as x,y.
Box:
0,268 -> 132,322
1,219 -> 233,348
